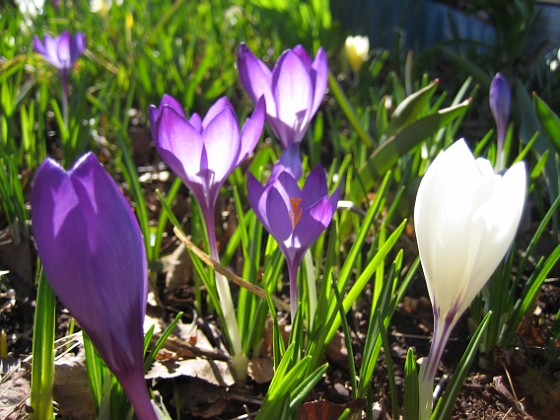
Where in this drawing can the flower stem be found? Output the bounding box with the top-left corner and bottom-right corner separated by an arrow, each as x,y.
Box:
288,261 -> 298,323
203,209 -> 246,379
59,71 -> 69,129
120,369 -> 158,420
418,312 -> 458,420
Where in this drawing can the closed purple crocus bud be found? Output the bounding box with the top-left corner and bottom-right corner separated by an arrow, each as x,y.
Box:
248,166 -> 339,319
34,31 -> 86,96
489,73 -> 511,170
149,94 -> 265,238
237,43 -> 328,151
31,154 -> 157,420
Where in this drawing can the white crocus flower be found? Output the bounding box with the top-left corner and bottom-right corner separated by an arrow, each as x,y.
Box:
344,35 -> 369,72
414,139 -> 526,419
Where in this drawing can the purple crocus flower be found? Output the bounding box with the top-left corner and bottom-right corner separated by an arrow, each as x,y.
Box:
149,95 -> 265,365
237,43 -> 328,151
149,94 -> 265,247
31,154 -> 157,420
489,73 -> 511,170
248,166 -> 339,319
34,31 -> 86,96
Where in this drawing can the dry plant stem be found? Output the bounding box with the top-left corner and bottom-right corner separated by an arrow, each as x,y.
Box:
174,226 -> 290,313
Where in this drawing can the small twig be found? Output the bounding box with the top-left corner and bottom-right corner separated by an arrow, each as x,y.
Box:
173,227 -> 290,313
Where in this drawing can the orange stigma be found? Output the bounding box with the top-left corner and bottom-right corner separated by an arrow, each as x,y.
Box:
289,197 -> 303,229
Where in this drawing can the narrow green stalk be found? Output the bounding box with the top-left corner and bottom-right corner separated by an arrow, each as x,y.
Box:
328,71 -> 374,148
204,211 -> 246,380
303,251 -> 317,329
29,268 -> 56,420
418,313 -> 458,420
288,260 -> 299,323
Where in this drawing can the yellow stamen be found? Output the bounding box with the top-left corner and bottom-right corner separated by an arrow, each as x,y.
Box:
289,197 -> 303,229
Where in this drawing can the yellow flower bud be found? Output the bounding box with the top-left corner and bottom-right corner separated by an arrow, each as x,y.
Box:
345,35 -> 369,72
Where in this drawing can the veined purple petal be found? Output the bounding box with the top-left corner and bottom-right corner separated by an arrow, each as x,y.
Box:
57,31 -> 72,66
269,143 -> 303,182
294,196 -> 335,252
247,172 -> 269,231
158,94 -> 186,119
202,106 -> 241,182
237,43 -> 276,117
35,35 -> 62,68
274,170 -> 304,206
293,44 -> 312,68
189,113 -> 203,133
202,97 -> 235,129
31,154 -> 156,419
266,187 -> 293,245
272,50 -> 313,146
32,154 -> 147,369
70,32 -> 87,62
301,165 -> 329,208
34,36 -> 51,63
155,106 -> 203,185
310,47 -> 328,116
238,97 -> 265,166
148,94 -> 186,140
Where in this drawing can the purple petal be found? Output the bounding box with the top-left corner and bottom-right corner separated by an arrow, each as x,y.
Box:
202,106 -> 240,182
247,172 -> 269,231
489,73 -> 511,144
33,36 -> 48,58
310,47 -> 328,116
202,96 -> 234,129
31,153 -> 156,419
272,50 -> 313,146
294,196 -> 335,252
237,43 -> 276,117
155,106 -> 203,185
269,143 -> 302,182
159,94 -> 186,118
148,94 -> 186,139
266,186 -> 293,243
237,97 -> 265,166
275,170 -> 303,204
70,32 -> 87,62
301,165 -> 328,208
31,153 -> 147,374
189,113 -> 202,133
38,35 -> 63,68
56,31 -> 72,68
293,44 -> 313,68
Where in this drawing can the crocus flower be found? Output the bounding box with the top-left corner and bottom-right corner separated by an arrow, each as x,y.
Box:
345,35 -> 370,72
31,154 -> 157,420
248,166 -> 339,319
414,139 -> 526,419
149,95 -> 264,369
237,43 -> 328,151
489,73 -> 511,171
149,95 -> 264,234
34,31 -> 86,96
